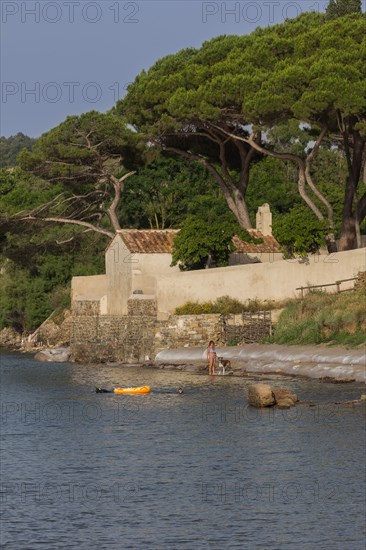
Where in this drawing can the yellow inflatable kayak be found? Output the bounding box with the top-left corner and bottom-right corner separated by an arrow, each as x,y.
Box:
113,386 -> 151,395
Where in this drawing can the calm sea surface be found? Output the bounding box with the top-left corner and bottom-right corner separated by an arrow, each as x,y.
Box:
1,350 -> 365,549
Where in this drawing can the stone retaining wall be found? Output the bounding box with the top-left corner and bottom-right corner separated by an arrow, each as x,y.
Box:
71,310 -> 273,363
71,314 -> 156,363
154,314 -> 222,354
222,311 -> 272,344
127,298 -> 157,317
73,300 -> 100,316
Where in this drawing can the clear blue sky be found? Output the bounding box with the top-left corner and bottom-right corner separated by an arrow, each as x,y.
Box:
1,0 -> 358,138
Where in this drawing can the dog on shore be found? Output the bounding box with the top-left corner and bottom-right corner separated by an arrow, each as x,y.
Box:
217,357 -> 231,374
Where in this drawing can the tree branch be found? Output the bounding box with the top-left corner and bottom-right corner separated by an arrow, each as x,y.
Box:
19,216 -> 114,239
108,171 -> 136,231
215,125 -> 326,221
305,125 -> 334,227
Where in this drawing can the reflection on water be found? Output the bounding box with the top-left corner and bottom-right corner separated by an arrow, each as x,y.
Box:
1,350 -> 365,549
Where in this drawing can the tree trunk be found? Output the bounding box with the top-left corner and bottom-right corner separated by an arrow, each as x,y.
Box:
325,233 -> 338,253
339,216 -> 357,250
233,189 -> 252,228
338,120 -> 365,251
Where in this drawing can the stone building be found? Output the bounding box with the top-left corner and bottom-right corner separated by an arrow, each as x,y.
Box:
72,205 -> 281,318
70,201 -> 366,362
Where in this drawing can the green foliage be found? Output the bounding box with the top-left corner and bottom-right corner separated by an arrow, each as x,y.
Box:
0,193 -> 106,331
272,206 -> 330,258
171,214 -> 260,270
0,133 -> 35,168
119,155 -> 225,229
247,157 -> 301,216
18,111 -> 145,236
0,265 -> 49,331
175,301 -> 214,315
326,0 -> 362,19
2,12 -> 366,333
19,111 -> 141,185
271,286 -> 366,347
120,12 -> 366,242
0,167 -> 62,215
227,337 -> 241,347
171,215 -> 234,270
174,296 -> 279,315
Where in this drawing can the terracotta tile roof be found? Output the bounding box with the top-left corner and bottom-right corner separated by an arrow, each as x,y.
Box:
232,230 -> 281,253
112,228 -> 280,255
117,229 -> 179,253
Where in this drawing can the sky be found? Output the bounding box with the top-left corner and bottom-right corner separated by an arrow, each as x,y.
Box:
1,0 -> 362,138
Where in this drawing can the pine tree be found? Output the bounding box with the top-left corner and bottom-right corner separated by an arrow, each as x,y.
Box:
326,0 -> 362,19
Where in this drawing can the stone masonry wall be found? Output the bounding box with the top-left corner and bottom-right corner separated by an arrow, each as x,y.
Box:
71,314 -> 156,364
72,300 -> 100,316
71,313 -> 222,363
154,314 -> 222,354
71,312 -> 271,363
127,298 -> 157,317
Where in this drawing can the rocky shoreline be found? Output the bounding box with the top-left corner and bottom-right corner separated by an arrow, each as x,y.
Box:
2,340 -> 365,408
1,326 -> 364,385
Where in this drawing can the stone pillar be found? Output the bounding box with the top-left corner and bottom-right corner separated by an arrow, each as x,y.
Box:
256,203 -> 272,236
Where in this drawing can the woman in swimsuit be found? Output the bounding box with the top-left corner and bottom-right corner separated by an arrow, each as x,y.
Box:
207,340 -> 217,375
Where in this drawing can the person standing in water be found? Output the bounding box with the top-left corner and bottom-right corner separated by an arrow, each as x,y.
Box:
207,340 -> 217,375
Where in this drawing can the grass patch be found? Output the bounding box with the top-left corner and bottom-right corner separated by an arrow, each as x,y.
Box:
174,295 -> 288,315
270,286 -> 366,348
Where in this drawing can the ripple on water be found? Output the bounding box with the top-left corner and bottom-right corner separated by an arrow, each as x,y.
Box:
1,351 -> 365,549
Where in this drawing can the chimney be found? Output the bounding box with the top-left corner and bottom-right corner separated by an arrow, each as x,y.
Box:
256,203 -> 272,236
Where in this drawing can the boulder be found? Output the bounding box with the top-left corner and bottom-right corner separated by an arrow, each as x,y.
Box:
34,347 -> 71,363
248,384 -> 275,407
276,397 -> 295,409
272,388 -> 298,405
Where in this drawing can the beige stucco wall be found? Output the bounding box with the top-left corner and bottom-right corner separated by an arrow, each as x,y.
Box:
131,254 -> 179,294
71,274 -> 107,302
156,248 -> 366,315
105,235 -> 132,315
229,252 -> 284,265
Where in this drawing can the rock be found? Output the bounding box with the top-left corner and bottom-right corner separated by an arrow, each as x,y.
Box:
276,397 -> 295,409
34,347 -> 71,363
360,395 -> 366,401
248,384 -> 275,407
320,376 -> 355,384
28,309 -> 72,348
334,399 -> 366,406
272,388 -> 298,405
0,327 -> 22,348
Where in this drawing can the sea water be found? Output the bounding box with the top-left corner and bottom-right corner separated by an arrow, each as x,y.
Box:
0,350 -> 365,549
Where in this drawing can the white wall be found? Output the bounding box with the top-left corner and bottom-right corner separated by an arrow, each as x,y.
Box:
156,248 -> 366,315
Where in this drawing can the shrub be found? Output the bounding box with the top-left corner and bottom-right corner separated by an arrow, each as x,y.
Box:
174,296 -> 282,315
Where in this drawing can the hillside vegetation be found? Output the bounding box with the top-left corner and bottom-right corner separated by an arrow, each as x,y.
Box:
1,10 -> 365,334
270,285 -> 366,347
174,286 -> 366,348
